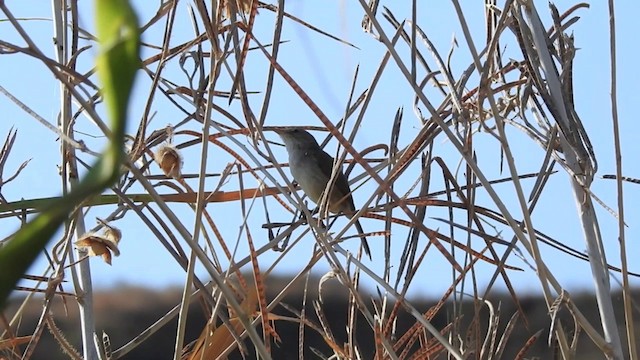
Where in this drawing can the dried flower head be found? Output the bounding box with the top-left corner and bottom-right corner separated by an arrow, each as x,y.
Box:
155,143 -> 182,180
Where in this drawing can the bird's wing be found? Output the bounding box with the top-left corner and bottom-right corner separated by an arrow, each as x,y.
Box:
306,148 -> 355,212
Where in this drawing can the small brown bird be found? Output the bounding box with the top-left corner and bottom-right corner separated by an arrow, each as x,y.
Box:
275,128 -> 371,258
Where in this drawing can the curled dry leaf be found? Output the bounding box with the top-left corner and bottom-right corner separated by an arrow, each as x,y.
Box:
155,143 -> 182,180
185,288 -> 259,360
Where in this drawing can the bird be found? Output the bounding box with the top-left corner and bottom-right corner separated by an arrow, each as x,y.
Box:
274,128 -> 371,258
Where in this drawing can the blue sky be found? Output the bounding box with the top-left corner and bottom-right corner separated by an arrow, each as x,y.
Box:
1,1 -> 639,298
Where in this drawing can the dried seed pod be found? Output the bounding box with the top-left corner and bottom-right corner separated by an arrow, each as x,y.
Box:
98,218 -> 122,246
75,233 -> 120,265
155,143 -> 182,180
223,0 -> 254,18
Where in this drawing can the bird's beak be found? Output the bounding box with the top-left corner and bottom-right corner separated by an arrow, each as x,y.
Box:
272,128 -> 289,147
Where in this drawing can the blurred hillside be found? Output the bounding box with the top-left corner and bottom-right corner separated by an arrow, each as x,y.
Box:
4,276 -> 633,359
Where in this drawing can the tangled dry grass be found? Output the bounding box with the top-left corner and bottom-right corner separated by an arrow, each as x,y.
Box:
0,0 -> 634,359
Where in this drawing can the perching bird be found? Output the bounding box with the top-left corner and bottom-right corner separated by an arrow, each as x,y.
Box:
275,128 -> 371,258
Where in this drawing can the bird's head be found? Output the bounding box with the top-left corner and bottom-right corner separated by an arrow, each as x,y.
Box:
274,128 -> 320,151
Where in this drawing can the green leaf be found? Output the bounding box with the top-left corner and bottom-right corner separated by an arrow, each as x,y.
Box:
95,0 -> 141,131
0,0 -> 140,308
